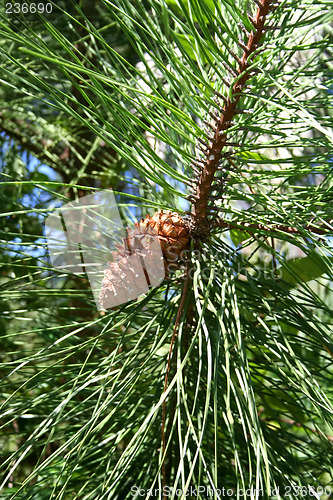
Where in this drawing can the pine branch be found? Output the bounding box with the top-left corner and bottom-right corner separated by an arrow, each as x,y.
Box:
213,218 -> 333,236
191,0 -> 272,229
161,263 -> 189,495
0,114 -> 62,166
0,113 -> 116,188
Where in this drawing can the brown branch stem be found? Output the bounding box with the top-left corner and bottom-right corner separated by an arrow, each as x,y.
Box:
192,0 -> 271,225
161,265 -> 189,497
213,219 -> 333,236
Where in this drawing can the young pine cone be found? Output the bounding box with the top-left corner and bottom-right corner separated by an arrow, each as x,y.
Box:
137,210 -> 190,263
99,211 -> 190,309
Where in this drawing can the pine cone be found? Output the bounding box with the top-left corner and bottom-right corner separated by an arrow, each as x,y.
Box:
138,210 -> 190,263
99,211 -> 190,309
99,250 -> 146,309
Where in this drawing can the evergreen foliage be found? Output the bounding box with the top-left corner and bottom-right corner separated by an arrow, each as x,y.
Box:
0,0 -> 333,498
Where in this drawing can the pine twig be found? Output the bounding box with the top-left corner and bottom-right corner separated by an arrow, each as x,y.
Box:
192,0 -> 272,228
212,219 -> 333,236
161,264 -> 189,496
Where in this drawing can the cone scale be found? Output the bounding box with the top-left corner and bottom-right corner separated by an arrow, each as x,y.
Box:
99,211 -> 190,309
